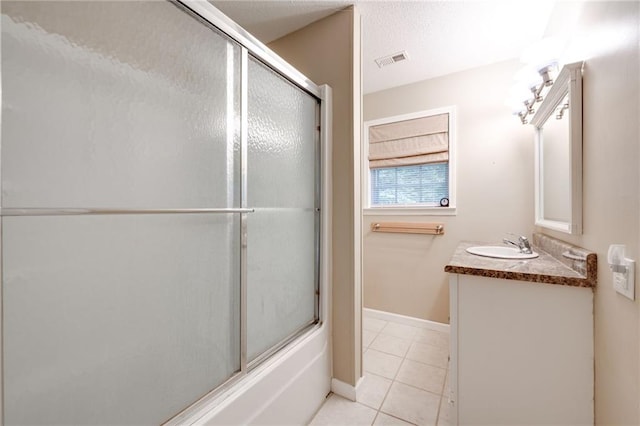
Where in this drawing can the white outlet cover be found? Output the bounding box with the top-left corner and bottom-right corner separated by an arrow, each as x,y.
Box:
614,258 -> 635,300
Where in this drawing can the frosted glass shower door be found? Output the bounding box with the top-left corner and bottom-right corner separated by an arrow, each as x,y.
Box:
246,57 -> 319,362
2,2 -> 241,424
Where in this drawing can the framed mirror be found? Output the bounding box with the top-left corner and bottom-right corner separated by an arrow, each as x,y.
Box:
531,61 -> 583,234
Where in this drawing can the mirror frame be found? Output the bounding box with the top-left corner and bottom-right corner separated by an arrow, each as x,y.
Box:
531,61 -> 583,234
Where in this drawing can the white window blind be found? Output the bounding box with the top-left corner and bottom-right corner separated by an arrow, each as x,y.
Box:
371,162 -> 449,206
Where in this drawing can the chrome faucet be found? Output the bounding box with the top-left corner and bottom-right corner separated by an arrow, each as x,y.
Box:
503,235 -> 533,254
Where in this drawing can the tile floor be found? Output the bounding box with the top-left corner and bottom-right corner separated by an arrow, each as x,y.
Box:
309,312 -> 451,426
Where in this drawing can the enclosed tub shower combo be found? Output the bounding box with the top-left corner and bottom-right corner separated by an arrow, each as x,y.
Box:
0,1 -> 332,424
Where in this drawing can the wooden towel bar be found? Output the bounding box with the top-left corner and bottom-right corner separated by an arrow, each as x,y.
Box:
370,222 -> 445,235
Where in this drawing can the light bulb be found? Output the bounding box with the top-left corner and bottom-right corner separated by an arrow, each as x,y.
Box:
509,84 -> 534,104
521,36 -> 566,74
514,66 -> 541,90
505,98 -> 527,115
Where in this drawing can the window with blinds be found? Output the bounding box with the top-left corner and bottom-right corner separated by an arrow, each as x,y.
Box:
366,108 -> 455,209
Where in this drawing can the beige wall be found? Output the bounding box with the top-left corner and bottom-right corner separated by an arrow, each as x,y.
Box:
363,59 -> 535,323
365,1 -> 640,422
269,7 -> 363,387
537,2 -> 640,424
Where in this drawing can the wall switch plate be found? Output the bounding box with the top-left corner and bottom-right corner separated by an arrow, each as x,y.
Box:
613,258 -> 635,300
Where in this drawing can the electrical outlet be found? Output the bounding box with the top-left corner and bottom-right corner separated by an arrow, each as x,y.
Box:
614,259 -> 635,300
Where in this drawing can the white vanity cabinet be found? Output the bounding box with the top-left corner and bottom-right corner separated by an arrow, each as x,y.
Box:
448,273 -> 594,425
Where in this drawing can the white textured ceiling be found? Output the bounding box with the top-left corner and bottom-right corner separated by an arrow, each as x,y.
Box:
212,1 -> 353,42
211,0 -> 558,94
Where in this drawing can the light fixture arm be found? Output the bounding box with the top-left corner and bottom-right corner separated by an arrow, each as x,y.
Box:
514,64 -> 558,125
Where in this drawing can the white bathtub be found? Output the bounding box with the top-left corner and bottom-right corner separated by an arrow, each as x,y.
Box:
172,323 -> 331,425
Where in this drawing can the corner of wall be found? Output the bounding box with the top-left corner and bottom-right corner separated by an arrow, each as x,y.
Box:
268,6 -> 363,387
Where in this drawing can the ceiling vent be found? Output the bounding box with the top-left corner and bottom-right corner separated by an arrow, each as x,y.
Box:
375,51 -> 409,68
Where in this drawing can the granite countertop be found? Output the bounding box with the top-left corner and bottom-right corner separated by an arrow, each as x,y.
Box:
444,235 -> 597,288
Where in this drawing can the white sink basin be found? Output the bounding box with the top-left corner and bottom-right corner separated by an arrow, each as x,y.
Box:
466,245 -> 539,260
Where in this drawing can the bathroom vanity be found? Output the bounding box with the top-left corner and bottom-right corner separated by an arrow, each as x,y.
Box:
444,234 -> 596,425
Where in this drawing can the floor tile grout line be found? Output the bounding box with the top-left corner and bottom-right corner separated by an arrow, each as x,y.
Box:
370,407 -> 380,425
412,321 -> 448,426
395,314 -> 446,424
389,379 -> 446,398
373,370 -> 401,422
377,411 -> 419,426
368,334 -> 413,358
362,318 -> 392,424
364,329 -> 381,351
372,323 -> 412,424
434,378 -> 446,425
434,369 -> 449,426
374,320 -> 426,425
362,368 -> 445,399
401,330 -> 448,398
364,313 -> 450,425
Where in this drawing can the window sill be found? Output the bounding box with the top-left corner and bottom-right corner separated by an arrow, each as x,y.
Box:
363,206 -> 457,216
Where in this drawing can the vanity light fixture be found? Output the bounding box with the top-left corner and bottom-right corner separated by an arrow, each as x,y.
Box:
508,37 -> 566,124
509,62 -> 558,124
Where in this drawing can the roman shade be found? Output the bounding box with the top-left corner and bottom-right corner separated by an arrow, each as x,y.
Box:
368,113 -> 449,169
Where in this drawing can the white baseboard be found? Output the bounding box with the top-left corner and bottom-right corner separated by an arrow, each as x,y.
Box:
363,308 -> 450,333
330,376 -> 364,402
